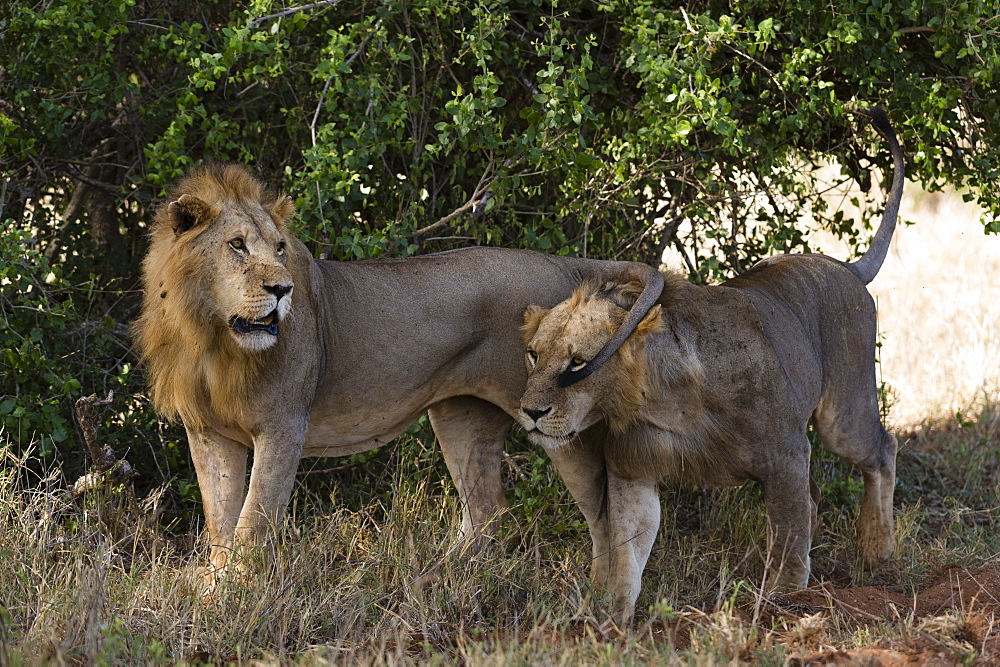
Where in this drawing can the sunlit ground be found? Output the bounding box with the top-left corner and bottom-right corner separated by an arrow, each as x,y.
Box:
824,188 -> 1000,427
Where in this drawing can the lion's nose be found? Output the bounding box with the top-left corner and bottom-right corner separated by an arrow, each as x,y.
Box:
522,407 -> 552,421
263,282 -> 292,300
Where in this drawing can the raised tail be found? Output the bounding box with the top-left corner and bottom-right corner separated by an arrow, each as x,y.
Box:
847,107 -> 906,284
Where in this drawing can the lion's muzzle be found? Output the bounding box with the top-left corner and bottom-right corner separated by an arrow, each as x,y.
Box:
518,405 -> 578,448
227,279 -> 293,343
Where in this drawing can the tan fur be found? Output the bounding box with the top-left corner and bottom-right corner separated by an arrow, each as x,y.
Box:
519,110 -> 903,626
135,163 -> 295,430
522,276 -> 740,484
519,261 -> 898,625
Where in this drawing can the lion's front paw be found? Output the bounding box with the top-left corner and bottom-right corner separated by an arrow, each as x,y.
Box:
195,564 -> 225,601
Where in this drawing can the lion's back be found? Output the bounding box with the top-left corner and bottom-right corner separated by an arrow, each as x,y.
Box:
719,253 -> 879,420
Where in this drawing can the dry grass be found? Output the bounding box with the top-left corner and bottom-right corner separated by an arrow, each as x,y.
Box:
3,399 -> 1000,663
871,189 -> 1000,427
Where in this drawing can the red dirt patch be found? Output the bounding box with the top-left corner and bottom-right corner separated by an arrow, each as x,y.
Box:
644,566 -> 1000,662
917,566 -> 1000,616
787,583 -> 912,623
785,565 -> 1000,621
788,641 -> 960,666
781,565 -> 1000,663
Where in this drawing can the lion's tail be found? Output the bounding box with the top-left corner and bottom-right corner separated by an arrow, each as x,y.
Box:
847,107 -> 906,285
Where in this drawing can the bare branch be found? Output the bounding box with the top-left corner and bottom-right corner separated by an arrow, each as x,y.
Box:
76,391 -> 116,469
248,0 -> 344,28
410,168 -> 496,238
68,392 -> 135,499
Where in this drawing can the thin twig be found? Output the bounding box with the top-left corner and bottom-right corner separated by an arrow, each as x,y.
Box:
310,76 -> 334,148
409,168 -> 495,238
248,0 -> 343,28
310,36 -> 370,148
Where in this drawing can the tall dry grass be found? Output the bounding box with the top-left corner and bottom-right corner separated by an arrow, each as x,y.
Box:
3,398 -> 1000,663
869,189 -> 1000,426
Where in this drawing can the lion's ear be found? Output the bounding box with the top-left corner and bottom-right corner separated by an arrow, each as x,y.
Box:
168,194 -> 214,235
522,304 -> 549,343
271,194 -> 295,225
603,279 -> 644,310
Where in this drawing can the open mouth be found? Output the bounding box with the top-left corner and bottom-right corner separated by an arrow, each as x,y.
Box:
229,310 -> 279,336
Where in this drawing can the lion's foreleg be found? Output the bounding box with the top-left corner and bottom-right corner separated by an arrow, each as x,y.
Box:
545,428 -> 613,589
187,428 -> 248,573
233,425 -> 305,563
605,474 -> 660,626
428,397 -> 511,544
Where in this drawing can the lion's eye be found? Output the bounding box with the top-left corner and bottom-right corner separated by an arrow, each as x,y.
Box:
277,240 -> 286,255
526,350 -> 538,369
229,238 -> 246,251
569,357 -> 588,372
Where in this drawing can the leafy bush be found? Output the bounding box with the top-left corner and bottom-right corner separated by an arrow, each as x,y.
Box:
0,227 -> 175,488
6,0 -> 1000,273
3,0 -> 1000,498
0,230 -> 81,453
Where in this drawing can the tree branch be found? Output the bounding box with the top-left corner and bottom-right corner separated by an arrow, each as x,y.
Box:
409,168 -> 495,238
249,0 -> 344,28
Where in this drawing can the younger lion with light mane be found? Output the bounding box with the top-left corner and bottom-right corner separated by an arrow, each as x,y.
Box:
517,109 -> 904,625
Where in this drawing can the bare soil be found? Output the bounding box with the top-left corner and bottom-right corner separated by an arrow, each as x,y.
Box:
649,565 -> 1000,663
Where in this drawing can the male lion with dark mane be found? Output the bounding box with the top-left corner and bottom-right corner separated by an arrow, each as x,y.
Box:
516,109 -> 904,625
134,163 -> 663,580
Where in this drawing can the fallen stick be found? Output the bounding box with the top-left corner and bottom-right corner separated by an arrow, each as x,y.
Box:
67,391 -> 135,499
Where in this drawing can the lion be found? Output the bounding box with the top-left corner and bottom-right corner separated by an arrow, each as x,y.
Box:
516,108 -> 904,625
134,162 -> 664,579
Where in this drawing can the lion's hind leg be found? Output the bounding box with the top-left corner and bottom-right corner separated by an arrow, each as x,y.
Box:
856,430 -> 897,565
761,447 -> 814,592
814,403 -> 897,566
428,397 -> 511,544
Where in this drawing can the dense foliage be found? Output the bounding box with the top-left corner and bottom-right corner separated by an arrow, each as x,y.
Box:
1,0 -> 999,482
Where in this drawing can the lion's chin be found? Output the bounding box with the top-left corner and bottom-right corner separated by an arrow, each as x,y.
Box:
231,330 -> 280,352
525,428 -> 577,450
